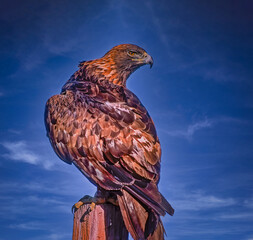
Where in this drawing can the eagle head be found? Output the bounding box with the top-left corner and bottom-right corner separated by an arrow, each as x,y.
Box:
104,44 -> 153,70
82,44 -> 153,86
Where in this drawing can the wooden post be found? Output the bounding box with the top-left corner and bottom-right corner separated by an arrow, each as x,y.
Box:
72,202 -> 129,240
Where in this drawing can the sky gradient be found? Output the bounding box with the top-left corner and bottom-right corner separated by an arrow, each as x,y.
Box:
0,0 -> 253,239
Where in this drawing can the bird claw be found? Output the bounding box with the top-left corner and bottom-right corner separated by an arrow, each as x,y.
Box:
72,195 -> 93,213
71,194 -> 118,213
87,202 -> 96,214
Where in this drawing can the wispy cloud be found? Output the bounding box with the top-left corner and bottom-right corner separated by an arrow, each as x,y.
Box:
244,197 -> 253,208
143,1 -> 252,85
0,194 -> 71,218
163,116 -> 247,140
173,191 -> 236,211
8,222 -> 72,240
0,179 -> 95,224
165,224 -> 250,236
145,1 -> 170,51
9,221 -> 47,230
164,181 -> 238,210
7,129 -> 22,135
2,0 -> 111,72
0,178 -> 95,199
32,233 -> 72,240
1,141 -> 54,170
165,119 -> 213,140
218,212 -> 253,220
25,195 -> 71,213
1,141 -> 39,164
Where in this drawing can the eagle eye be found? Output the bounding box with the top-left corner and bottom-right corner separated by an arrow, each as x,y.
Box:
127,50 -> 141,58
128,51 -> 136,56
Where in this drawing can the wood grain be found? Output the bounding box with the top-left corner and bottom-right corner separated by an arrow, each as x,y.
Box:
72,203 -> 128,240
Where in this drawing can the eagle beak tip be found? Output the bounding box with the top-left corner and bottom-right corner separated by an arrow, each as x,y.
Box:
145,54 -> 153,69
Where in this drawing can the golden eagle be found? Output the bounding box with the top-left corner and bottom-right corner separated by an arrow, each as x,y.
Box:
45,44 -> 174,240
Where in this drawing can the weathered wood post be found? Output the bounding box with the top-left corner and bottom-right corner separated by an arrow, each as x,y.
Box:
72,202 -> 129,240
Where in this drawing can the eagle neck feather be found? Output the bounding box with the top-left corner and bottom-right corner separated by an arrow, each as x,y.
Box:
79,57 -> 133,87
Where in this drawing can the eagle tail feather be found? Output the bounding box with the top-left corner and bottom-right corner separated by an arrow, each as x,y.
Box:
147,220 -> 165,240
117,189 -> 166,240
125,184 -> 174,216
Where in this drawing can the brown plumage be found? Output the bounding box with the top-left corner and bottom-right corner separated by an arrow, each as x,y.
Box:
45,44 -> 174,240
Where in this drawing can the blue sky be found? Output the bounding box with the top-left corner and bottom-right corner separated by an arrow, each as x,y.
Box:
0,0 -> 253,239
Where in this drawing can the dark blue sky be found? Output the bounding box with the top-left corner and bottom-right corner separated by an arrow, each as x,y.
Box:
0,0 -> 253,239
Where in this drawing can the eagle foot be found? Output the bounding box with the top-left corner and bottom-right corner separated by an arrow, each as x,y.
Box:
72,194 -> 118,213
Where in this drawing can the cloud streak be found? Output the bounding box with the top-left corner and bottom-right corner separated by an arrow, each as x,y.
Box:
163,116 -> 247,140
165,119 -> 213,139
244,197 -> 253,209
1,141 -> 39,164
1,141 -> 54,170
0,193 -> 71,219
32,233 -> 72,240
218,212 -> 253,220
173,191 -> 236,211
9,221 -> 47,231
0,178 -> 95,199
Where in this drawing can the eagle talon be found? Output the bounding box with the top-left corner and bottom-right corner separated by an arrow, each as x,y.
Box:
71,194 -> 118,213
87,202 -> 96,213
72,195 -> 93,213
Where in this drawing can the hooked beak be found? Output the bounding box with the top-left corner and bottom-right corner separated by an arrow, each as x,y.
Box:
144,54 -> 153,68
